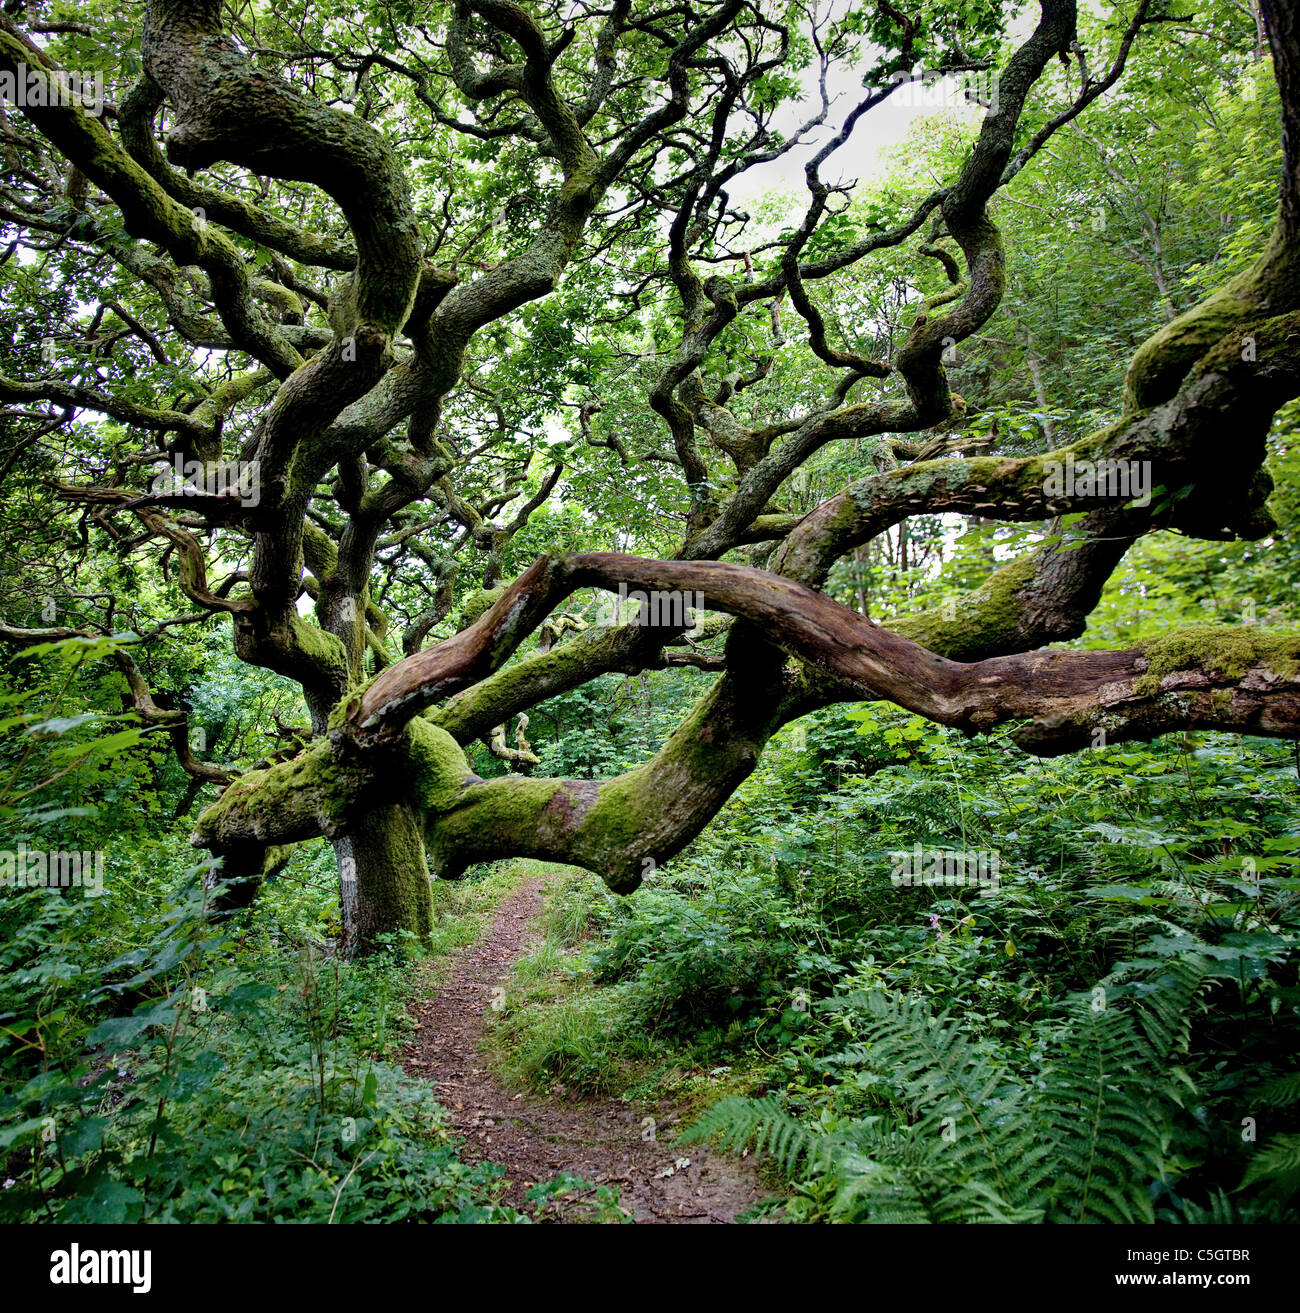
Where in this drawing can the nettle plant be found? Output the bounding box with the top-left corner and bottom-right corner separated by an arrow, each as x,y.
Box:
2,0 -> 1300,953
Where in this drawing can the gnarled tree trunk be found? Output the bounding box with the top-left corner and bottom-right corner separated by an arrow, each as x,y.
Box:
333,802 -> 433,956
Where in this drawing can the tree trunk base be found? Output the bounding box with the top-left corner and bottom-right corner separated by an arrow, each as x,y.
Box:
335,801 -> 433,956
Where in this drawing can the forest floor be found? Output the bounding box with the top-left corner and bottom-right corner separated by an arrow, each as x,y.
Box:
403,871 -> 771,1223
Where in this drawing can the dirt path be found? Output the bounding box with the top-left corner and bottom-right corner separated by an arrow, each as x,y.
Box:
404,873 -> 770,1223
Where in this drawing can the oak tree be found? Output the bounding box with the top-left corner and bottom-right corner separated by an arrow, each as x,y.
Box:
2,0 -> 1299,953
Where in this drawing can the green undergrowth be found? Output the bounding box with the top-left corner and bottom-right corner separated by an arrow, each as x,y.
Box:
0,861 -> 525,1222
0,637 -> 619,1226
482,704 -> 1300,1223
0,848 -> 601,1223
484,865 -> 776,1111
0,643 -> 566,1230
425,859 -> 536,969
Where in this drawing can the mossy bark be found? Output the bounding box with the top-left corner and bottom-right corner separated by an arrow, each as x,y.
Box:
194,726 -> 438,956
335,800 -> 433,956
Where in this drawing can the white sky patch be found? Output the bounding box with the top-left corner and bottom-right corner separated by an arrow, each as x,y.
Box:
726,73 -> 984,221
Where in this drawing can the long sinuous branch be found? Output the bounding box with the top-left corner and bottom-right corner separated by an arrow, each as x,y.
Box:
345,549 -> 1300,749
197,545 -> 1300,891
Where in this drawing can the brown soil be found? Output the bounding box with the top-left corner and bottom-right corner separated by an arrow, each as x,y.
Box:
404,873 -> 771,1223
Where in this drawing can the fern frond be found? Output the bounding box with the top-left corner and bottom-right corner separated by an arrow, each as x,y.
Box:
1032,1000 -> 1165,1223
1241,1132 -> 1300,1192
1253,1070 -> 1300,1109
1132,953 -> 1210,1059
680,1095 -> 834,1176
855,991 -> 1037,1202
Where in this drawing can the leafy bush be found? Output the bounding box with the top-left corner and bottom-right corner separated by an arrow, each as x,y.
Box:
0,640 -> 520,1224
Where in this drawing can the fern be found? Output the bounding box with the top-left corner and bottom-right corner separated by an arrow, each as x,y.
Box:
850,991 -> 1043,1206
1253,1070 -> 1300,1108
686,963 -> 1218,1224
1129,952 -> 1210,1059
1240,1132 -> 1300,1193
1181,1188 -> 1299,1223
684,991 -> 1047,1223
680,1095 -> 834,1177
1033,998 -> 1165,1223
829,1140 -> 1042,1224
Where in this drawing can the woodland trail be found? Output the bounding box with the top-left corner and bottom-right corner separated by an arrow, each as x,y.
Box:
403,873 -> 770,1223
